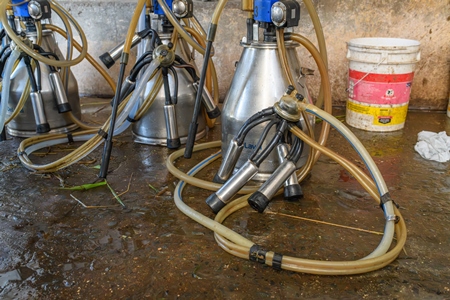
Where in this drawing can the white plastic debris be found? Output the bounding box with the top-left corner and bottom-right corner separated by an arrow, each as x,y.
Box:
414,131 -> 450,162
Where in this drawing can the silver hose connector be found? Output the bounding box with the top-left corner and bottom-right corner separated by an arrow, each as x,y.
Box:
248,159 -> 297,213
206,159 -> 259,213
49,71 -> 71,113
164,104 -> 181,149
213,138 -> 243,183
277,143 -> 303,201
99,34 -> 142,69
192,81 -> 221,119
30,91 -> 50,133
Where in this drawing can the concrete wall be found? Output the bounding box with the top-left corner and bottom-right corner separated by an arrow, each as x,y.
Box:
60,0 -> 449,110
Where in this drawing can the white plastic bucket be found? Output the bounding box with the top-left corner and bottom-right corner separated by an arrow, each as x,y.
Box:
346,38 -> 420,131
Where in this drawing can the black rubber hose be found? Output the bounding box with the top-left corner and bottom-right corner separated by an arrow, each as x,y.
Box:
131,51 -> 153,75
36,53 -> 58,72
248,117 -> 280,162
162,67 -> 172,105
0,127 -> 6,141
236,108 -> 275,143
0,47 -> 12,76
127,30 -> 160,74
236,115 -> 277,145
184,40 -> 213,159
254,120 -> 288,166
38,52 -> 59,61
291,136 -> 304,163
148,29 -> 161,47
32,45 -> 59,72
174,55 -> 190,66
23,56 -> 38,92
145,14 -> 151,30
289,123 -> 305,163
286,122 -> 304,161
98,61 -> 127,179
168,66 -> 178,105
138,29 -> 161,52
129,56 -> 153,81
31,57 -> 42,91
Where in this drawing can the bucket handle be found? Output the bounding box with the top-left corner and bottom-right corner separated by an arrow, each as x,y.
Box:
346,52 -> 387,92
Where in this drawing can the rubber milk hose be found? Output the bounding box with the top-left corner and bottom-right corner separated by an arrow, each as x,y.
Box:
0,49 -> 21,132
168,107 -> 406,274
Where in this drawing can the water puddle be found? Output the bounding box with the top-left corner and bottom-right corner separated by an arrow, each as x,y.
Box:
0,267 -> 34,289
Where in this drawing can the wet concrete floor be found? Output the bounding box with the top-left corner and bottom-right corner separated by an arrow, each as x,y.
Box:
0,99 -> 449,299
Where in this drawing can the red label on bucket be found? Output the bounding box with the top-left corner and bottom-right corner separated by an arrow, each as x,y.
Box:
348,69 -> 414,105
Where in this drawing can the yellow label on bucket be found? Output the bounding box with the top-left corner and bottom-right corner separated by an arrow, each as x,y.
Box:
347,100 -> 408,126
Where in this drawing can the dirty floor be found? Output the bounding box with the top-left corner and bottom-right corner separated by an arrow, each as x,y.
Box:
0,99 -> 449,299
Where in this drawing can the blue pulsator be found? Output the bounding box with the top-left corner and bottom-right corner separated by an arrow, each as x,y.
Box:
11,0 -> 31,17
153,0 -> 173,16
254,0 -> 277,23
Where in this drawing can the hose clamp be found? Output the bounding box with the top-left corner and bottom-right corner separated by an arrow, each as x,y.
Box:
386,214 -> 398,222
67,133 -> 74,144
380,192 -> 391,205
126,116 -> 137,123
249,245 -> 267,264
272,252 -> 283,270
97,129 -> 108,139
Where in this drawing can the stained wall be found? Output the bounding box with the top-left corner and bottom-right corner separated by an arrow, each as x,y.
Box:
59,0 -> 449,109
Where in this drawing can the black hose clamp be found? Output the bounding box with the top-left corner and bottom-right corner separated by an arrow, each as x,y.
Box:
272,253 -> 283,271
66,133 -> 74,144
97,129 -> 108,139
249,245 -> 267,264
380,192 -> 391,206
380,192 -> 400,223
126,116 -> 137,123
380,192 -> 400,209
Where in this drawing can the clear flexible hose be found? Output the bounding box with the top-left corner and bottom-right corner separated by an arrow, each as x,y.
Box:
301,0 -> 328,109
44,24 -> 116,92
0,49 -> 21,132
300,103 -> 396,258
17,66 -> 162,172
169,125 -> 405,274
4,79 -> 31,125
114,59 -> 160,131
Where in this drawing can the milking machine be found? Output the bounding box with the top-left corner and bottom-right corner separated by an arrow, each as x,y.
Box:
96,0 -> 220,149
206,87 -> 309,213
10,0 -> 219,176
215,0 -> 311,182
0,0 -> 84,139
131,0 -> 220,147
166,0 -> 407,275
0,0 -> 119,167
96,0 -> 220,177
205,0 -> 319,213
